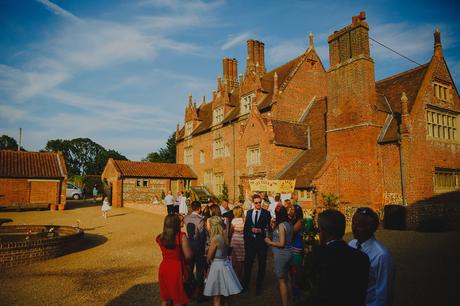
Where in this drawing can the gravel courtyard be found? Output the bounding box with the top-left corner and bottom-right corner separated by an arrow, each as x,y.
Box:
0,201 -> 459,306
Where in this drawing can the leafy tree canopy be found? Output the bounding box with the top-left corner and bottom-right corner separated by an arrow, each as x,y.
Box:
44,138 -> 127,176
0,135 -> 26,151
143,132 -> 176,163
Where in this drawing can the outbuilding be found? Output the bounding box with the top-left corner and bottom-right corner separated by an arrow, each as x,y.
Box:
101,158 -> 197,207
0,150 -> 68,210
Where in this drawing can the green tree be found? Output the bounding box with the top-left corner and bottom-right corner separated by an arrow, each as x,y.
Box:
143,132 -> 176,163
44,138 -> 127,176
0,135 -> 25,151
220,181 -> 229,201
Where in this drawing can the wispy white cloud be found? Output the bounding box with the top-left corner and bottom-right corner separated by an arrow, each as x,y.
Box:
0,104 -> 28,122
221,32 -> 251,50
36,0 -> 81,22
266,39 -> 306,66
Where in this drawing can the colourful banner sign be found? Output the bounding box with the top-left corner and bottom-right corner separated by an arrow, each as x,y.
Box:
249,179 -> 296,193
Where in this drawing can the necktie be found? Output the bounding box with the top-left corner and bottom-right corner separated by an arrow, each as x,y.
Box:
255,210 -> 259,225
357,242 -> 362,250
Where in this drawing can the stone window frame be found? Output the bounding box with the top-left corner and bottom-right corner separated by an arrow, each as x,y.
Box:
204,169 -> 213,187
185,121 -> 193,136
433,82 -> 450,102
213,106 -> 224,125
433,168 -> 460,193
213,137 -> 224,159
184,146 -> 193,165
240,92 -> 256,115
246,145 -> 260,166
214,172 -> 224,195
426,107 -> 458,142
199,150 -> 205,164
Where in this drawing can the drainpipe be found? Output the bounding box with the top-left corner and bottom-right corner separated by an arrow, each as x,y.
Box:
395,112 -> 407,206
232,119 -> 236,201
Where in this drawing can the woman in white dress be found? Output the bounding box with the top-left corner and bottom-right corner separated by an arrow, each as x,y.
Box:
178,192 -> 188,215
204,216 -> 242,305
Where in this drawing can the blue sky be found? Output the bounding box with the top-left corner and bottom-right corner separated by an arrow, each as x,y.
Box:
1,0 -> 459,160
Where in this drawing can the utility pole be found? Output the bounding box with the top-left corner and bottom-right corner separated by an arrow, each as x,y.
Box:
18,128 -> 22,151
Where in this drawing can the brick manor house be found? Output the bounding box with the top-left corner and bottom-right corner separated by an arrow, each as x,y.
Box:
176,12 -> 460,210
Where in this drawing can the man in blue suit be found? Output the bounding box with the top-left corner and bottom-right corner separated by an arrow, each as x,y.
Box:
243,193 -> 271,295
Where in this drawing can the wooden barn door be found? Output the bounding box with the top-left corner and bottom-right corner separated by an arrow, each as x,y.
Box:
29,180 -> 59,205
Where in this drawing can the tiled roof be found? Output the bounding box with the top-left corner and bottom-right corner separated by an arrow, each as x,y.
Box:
276,149 -> 327,188
376,62 -> 430,143
376,63 -> 429,114
271,120 -> 310,149
0,150 -> 66,178
112,160 -> 197,179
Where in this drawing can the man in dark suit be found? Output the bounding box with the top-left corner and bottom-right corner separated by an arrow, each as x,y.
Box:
243,194 -> 271,295
314,209 -> 370,306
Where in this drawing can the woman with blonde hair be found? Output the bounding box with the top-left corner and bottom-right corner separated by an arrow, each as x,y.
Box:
156,214 -> 192,306
229,205 -> 245,282
204,216 -> 242,306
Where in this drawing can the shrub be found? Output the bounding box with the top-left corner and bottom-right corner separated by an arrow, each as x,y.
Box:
321,192 -> 339,209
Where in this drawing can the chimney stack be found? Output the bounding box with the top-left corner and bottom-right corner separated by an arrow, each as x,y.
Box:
328,11 -> 370,67
246,39 -> 266,74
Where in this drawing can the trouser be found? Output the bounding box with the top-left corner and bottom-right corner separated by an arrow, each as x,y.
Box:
166,205 -> 174,214
244,241 -> 268,289
173,205 -> 179,214
189,250 -> 205,285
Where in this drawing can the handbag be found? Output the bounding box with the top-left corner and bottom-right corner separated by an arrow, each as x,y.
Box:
179,233 -> 198,298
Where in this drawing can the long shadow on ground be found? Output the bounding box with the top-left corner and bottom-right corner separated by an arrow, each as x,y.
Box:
106,283 -> 160,306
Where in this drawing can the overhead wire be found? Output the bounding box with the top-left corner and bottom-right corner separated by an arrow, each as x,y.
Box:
369,36 -> 423,66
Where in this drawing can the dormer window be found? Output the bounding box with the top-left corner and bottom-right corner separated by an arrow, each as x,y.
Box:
213,106 -> 224,124
185,121 -> 193,136
241,93 -> 256,115
433,83 -> 450,101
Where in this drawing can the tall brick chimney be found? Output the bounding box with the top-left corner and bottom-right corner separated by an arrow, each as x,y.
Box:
327,11 -> 376,128
434,28 -> 443,57
323,12 -> 382,207
222,57 -> 238,91
245,39 -> 266,75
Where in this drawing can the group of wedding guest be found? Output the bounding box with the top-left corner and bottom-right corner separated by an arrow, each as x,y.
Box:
156,192 -> 393,306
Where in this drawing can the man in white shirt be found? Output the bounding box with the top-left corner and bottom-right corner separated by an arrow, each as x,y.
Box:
220,199 -> 229,215
164,190 -> 175,214
349,207 -> 393,306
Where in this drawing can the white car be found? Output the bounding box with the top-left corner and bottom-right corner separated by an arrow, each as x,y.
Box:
66,182 -> 83,200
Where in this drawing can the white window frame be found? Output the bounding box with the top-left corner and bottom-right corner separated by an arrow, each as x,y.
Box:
184,146 -> 193,165
240,92 -> 256,115
426,108 -> 457,141
199,150 -> 205,164
434,169 -> 460,193
185,121 -> 193,136
204,170 -> 213,187
433,82 -> 450,102
213,106 -> 224,124
246,145 -> 260,166
213,138 -> 224,159
297,190 -> 313,201
214,172 -> 224,195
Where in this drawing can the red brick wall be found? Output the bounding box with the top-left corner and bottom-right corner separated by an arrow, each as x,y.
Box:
0,178 -> 63,208
273,50 -> 327,122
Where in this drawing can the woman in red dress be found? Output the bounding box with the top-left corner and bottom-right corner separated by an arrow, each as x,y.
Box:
157,214 -> 192,306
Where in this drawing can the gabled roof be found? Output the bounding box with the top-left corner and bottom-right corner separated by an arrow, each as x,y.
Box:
271,120 -> 310,149
376,63 -> 430,114
276,149 -> 327,189
111,159 -> 197,179
0,150 -> 66,178
376,63 -> 430,143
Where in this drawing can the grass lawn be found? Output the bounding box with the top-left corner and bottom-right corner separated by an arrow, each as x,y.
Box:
0,201 -> 459,305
